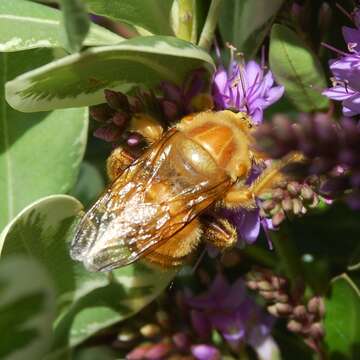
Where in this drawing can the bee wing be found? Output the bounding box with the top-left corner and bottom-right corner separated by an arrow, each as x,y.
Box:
70,129 -> 232,271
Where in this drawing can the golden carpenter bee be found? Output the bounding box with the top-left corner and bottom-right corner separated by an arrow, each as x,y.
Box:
71,110 -> 299,271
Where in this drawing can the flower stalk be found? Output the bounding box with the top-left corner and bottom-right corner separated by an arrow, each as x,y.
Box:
198,0 -> 223,50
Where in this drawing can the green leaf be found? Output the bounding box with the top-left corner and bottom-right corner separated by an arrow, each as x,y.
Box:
59,0 -> 90,53
70,161 -> 105,208
0,49 -> 88,231
0,195 -> 176,349
348,243 -> 360,271
83,0 -> 174,35
54,262 -> 176,348
289,204 -> 360,273
219,0 -> 284,58
0,255 -> 56,360
269,24 -> 329,112
324,274 -> 360,358
0,0 -> 123,52
73,346 -> 118,360
171,0 -> 197,43
6,35 -> 214,112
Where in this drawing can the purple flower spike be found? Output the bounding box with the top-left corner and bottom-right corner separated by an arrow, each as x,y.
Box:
187,274 -> 273,353
212,56 -> 284,123
191,344 -> 221,360
323,6 -> 360,116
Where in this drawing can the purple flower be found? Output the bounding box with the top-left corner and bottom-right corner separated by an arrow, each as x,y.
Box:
220,207 -> 260,246
187,274 -> 274,352
191,344 -> 221,360
323,7 -> 360,116
159,68 -> 211,121
322,54 -> 360,116
212,60 -> 284,123
214,165 -> 273,249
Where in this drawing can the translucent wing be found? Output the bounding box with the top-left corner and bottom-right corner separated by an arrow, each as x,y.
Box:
70,129 -> 232,271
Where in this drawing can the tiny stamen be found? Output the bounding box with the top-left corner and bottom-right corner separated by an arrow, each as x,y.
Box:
321,42 -> 349,56
336,2 -> 354,22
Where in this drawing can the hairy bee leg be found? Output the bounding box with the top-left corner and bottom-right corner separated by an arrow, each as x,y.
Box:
129,114 -> 164,144
106,146 -> 135,181
201,217 -> 238,250
144,219 -> 202,267
224,152 -> 304,208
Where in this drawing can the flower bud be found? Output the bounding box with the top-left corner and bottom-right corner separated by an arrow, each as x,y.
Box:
145,342 -> 172,360
293,305 -> 307,319
172,332 -> 190,350
301,185 -> 314,201
287,319 -> 303,333
156,310 -> 171,328
246,280 -> 258,290
262,199 -> 275,211
127,344 -> 153,360
90,104 -> 114,122
259,290 -> 276,300
281,197 -> 293,212
272,188 -> 284,200
94,125 -> 122,142
271,211 -> 285,227
105,89 -> 130,112
140,324 -> 161,338
309,322 -> 325,340
287,182 -> 301,195
307,296 -> 325,317
276,303 -> 293,316
267,304 -> 280,317
161,100 -> 179,119
257,280 -> 272,291
273,291 -> 289,303
191,344 -> 221,360
271,276 -> 287,290
117,328 -> 138,343
292,199 -> 303,215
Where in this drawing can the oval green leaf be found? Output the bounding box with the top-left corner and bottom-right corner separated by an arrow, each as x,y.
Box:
55,262 -> 176,347
59,0 -> 90,53
0,50 -> 88,231
219,0 -> 284,59
0,0 -> 123,52
70,161 -> 105,208
269,24 -> 329,112
0,256 -> 56,360
6,35 -> 214,112
323,274 -> 360,358
83,0 -> 174,36
0,194 -> 176,349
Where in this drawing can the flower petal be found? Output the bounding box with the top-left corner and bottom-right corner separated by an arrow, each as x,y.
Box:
342,26 -> 360,51
343,93 -> 360,115
245,60 -> 262,85
191,344 -> 221,360
322,85 -> 356,101
265,85 -> 285,106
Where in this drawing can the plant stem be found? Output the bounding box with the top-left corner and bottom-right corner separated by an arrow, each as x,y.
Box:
270,223 -> 304,294
198,0 -> 223,51
175,0 -> 197,43
243,245 -> 278,268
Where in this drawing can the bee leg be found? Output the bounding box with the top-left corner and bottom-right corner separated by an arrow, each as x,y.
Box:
144,219 -> 203,267
224,152 -> 304,208
129,114 -> 164,144
106,146 -> 135,181
201,216 -> 238,250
